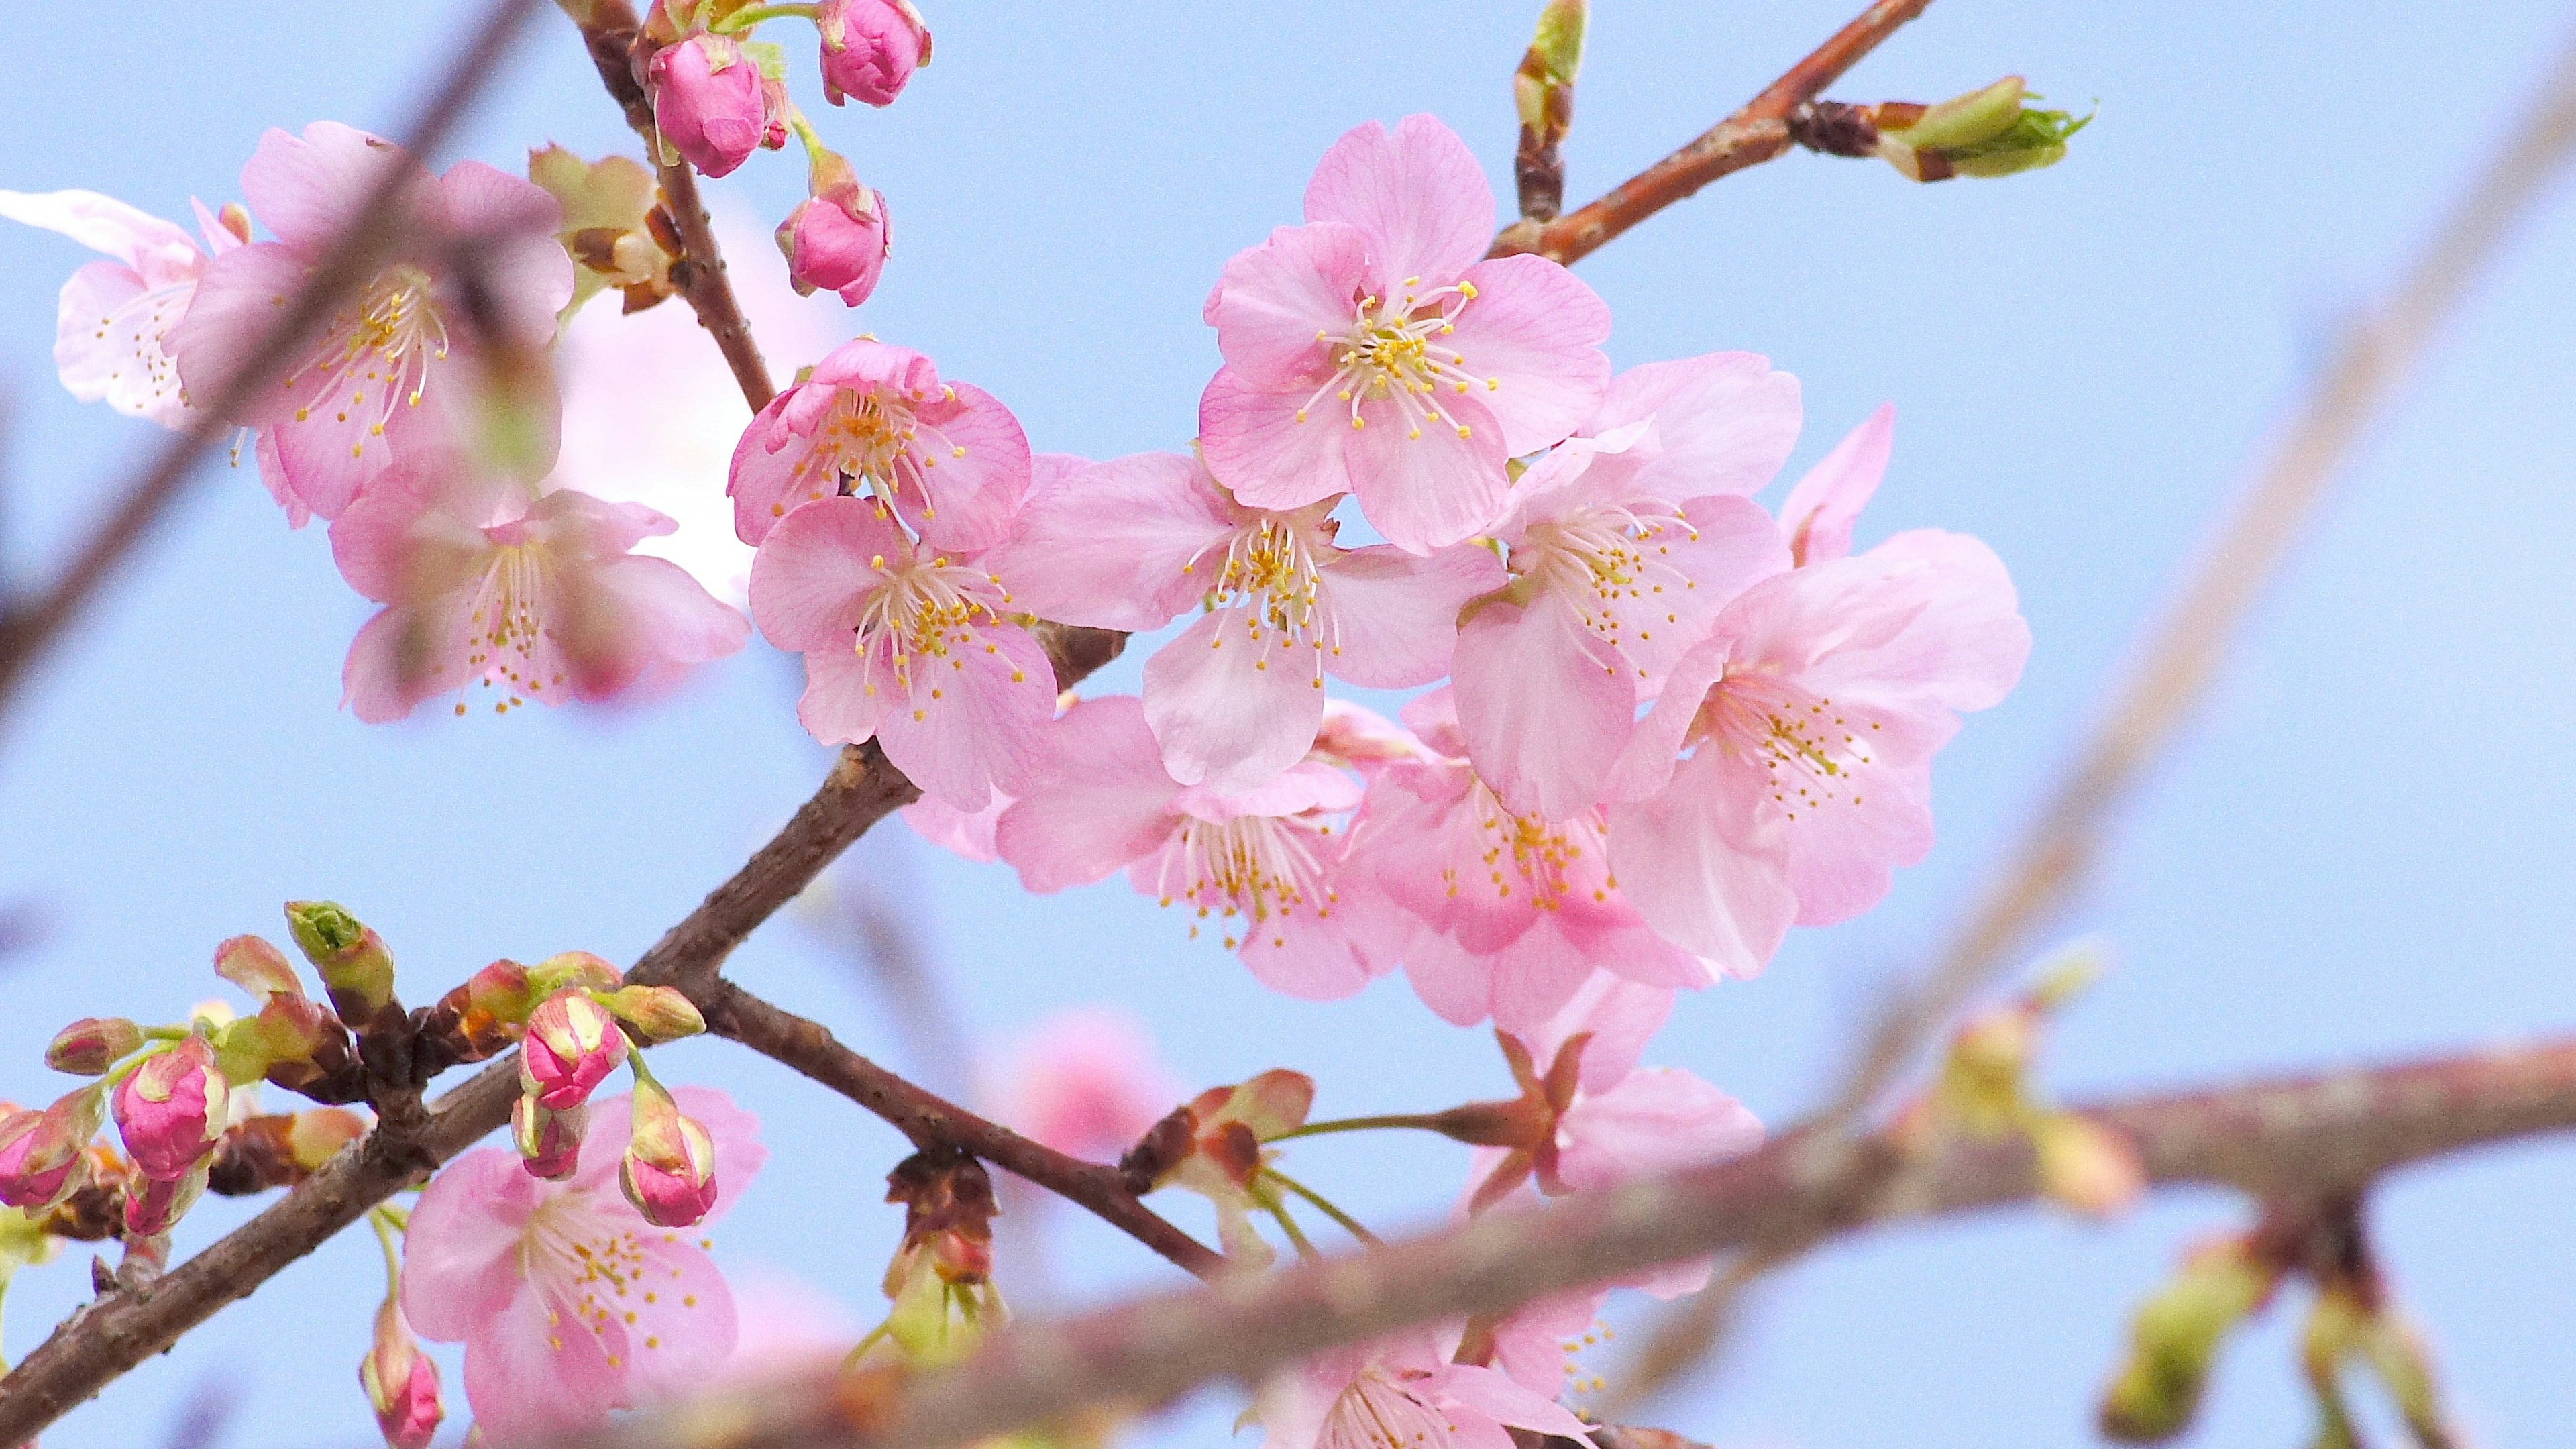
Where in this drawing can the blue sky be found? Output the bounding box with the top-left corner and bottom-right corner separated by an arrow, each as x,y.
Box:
0,2 -> 2571,1446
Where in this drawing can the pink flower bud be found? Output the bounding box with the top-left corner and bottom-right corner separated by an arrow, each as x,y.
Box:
123,1160 -> 209,1237
46,1017 -> 142,1076
213,934 -> 303,1000
817,0 -> 931,107
519,992 -> 627,1111
777,163 -> 890,307
619,1078 -> 719,1227
649,32 -> 766,179
360,1299 -> 444,1449
0,1091 -> 100,1209
596,984 -> 707,1045
513,1093 -> 587,1181
112,1038 -> 227,1181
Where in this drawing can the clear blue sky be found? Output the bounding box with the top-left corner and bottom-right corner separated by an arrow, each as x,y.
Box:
1,3 -> 2571,1446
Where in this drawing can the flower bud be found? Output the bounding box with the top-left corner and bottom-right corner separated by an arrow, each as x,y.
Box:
777,152 -> 890,307
513,1093 -> 587,1181
213,934 -> 304,1000
0,1091 -> 101,1209
46,1018 -> 142,1077
2098,1238 -> 2274,1441
284,901 -> 397,1020
1874,77 -> 2090,183
620,1077 -> 718,1227
123,1159 -> 209,1238
525,951 -> 622,1000
425,959 -> 537,1063
817,0 -> 931,108
596,984 -> 706,1045
520,992 -> 627,1111
1513,0 -> 1585,140
649,31 -> 766,179
113,1038 -> 227,1181
2033,1113 -> 2145,1218
361,1299 -> 444,1449
288,1108 -> 369,1172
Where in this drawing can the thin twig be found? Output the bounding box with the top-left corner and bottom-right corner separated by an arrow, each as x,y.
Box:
561,1035 -> 2576,1449
1491,0 -> 1937,263
0,0 -> 550,732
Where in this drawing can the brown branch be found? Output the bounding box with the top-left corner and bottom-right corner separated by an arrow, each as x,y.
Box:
572,0 -> 777,411
564,1035 -> 2576,1449
1491,0 -> 1935,264
0,0 -> 551,732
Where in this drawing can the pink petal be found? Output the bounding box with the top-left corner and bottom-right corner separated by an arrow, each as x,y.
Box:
1600,633 -> 1727,805
1481,918 -> 1598,1040
1399,927 -> 1497,1027
0,189 -> 199,272
902,792 -> 1010,862
1451,592 -> 1632,820
1237,904 -> 1373,1000
1440,1362 -> 1595,1441
747,495 -> 905,651
996,696 -> 1183,891
1446,254 -> 1612,455
341,590 -> 478,723
1593,352 -> 1803,500
1301,115 -> 1495,288
1314,543 -> 1501,688
612,1236 -> 745,1405
1199,364 -> 1348,513
435,161 -> 572,347
1177,760 -> 1362,822
1484,1289 -> 1607,1395
53,258 -> 192,427
1605,749 -> 1798,976
462,1277 -> 625,1442
401,1148 -> 540,1340
166,240 -> 309,426
1343,388 -> 1510,553
793,639 -> 895,748
988,451 -> 1240,631
1142,606 -> 1323,792
1778,402 -> 1892,566
873,622 -> 1059,810
580,553 -> 751,681
1782,753 -> 1934,927
909,381 -> 1032,553
1205,223 -> 1375,381
1617,493 -> 1792,683
727,390 -> 830,546
241,122 -> 426,256
1835,529 -> 2031,711
1556,1068 -> 1764,1193
1536,971 -> 1676,1092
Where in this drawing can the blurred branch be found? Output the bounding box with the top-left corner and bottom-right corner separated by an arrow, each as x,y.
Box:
0,0 -> 549,736
1492,0 -> 1936,263
1606,25 -> 2576,1410
0,625 -> 1138,1446
570,0 -> 777,410
559,1035 -> 2576,1449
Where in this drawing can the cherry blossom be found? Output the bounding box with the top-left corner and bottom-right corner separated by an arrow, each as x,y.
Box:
983,1008 -> 1181,1163
170,121 -> 573,524
1256,1326 -> 1591,1449
649,32 -> 769,180
1605,427 -> 2031,973
994,696 -> 1379,998
747,493 -> 1055,810
401,1088 -> 764,1443
1451,352 -> 1803,818
0,188 -> 245,429
1778,401 -> 1895,567
992,448 -> 1500,789
1340,691 -> 1707,1035
817,0 -> 932,108
330,458 -> 750,722
1198,114 -> 1611,553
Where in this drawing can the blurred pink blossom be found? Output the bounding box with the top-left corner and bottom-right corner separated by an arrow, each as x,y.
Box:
983,1008 -> 1180,1163
0,188 -> 244,429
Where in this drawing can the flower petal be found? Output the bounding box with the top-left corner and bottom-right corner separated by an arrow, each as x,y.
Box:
996,696 -> 1184,892
1605,748 -> 1798,976
1199,364 -> 1349,513
1301,115 -> 1495,287
747,494 -> 904,652
875,622 -> 1059,810
1778,402 -> 1892,566
1595,352 -> 1803,500
1142,606 -> 1323,792
907,381 -> 1032,553
1205,222 -> 1374,381
1452,592 -> 1632,819
987,451 -> 1240,631
1343,387 -> 1510,554
1446,254 -> 1612,455
402,1147 -> 541,1342
1315,543 -> 1501,688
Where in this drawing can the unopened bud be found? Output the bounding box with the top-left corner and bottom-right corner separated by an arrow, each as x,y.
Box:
287,1108 -> 369,1171
46,1018 -> 142,1077
113,1038 -> 227,1181
123,1159 -> 210,1238
525,950 -> 622,1000
426,960 -> 537,1063
2359,1306 -> 2453,1445
817,0 -> 931,108
778,150 -> 890,308
620,1077 -> 718,1227
1877,77 -> 2090,183
649,30 -> 766,178
284,902 -> 397,1019
361,1299 -> 445,1449
2099,1238 -> 2274,1441
215,201 -> 252,246
1513,0 -> 1586,137
513,1093 -> 587,1181
2033,1113 -> 2144,1218
0,1091 -> 100,1209
596,985 -> 706,1045
213,935 -> 304,1000
521,992 -> 628,1112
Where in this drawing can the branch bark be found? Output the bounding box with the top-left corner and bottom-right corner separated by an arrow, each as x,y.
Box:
568,1036 -> 2576,1449
0,0 -> 551,732
1491,0 -> 1935,264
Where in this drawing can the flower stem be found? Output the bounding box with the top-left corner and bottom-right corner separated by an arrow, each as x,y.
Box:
366,1206 -> 403,1300
1268,1113 -> 1448,1142
1261,1168 -> 1382,1248
713,2 -> 820,33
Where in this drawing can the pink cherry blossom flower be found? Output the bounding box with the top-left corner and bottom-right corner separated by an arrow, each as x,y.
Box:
169,121 -> 574,524
402,1088 -> 765,1444
650,32 -> 768,179
994,449 -> 1501,790
747,493 -> 1055,810
1605,452 -> 2031,973
1451,352 -> 1803,818
1777,402 -> 1895,567
1197,115 -> 1611,554
729,337 -> 1031,552
331,458 -> 750,722
995,695 -> 1378,998
1256,1326 -> 1591,1449
983,1008 -> 1181,1163
0,188 -> 246,429
900,791 -> 1011,861
818,0 -> 932,107
1340,690 -> 1707,1035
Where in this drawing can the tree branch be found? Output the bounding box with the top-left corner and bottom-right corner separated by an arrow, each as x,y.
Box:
566,1036 -> 2576,1449
1491,0 -> 1936,264
0,0 -> 551,733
